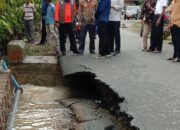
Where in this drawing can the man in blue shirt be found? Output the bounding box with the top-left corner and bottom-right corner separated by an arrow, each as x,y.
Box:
45,0 -> 59,47
95,0 -> 111,57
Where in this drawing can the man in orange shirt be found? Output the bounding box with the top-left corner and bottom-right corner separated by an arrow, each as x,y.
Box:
167,0 -> 180,62
55,0 -> 80,56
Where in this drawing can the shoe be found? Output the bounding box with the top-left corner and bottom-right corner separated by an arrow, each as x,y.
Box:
167,57 -> 175,60
73,50 -> 80,55
114,51 -> 120,56
105,54 -> 111,58
110,52 -> 114,56
55,46 -> 60,54
62,51 -> 66,56
79,49 -> 83,55
172,58 -> 180,62
142,48 -> 147,52
147,49 -> 153,52
93,54 -> 106,59
36,42 -> 45,45
153,50 -> 161,53
38,39 -> 47,45
90,50 -> 95,54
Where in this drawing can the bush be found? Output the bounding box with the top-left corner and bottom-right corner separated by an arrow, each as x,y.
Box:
0,0 -> 41,55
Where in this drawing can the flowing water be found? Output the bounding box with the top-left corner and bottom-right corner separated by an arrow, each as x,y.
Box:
11,56 -> 127,130
14,85 -> 76,130
11,56 -> 77,130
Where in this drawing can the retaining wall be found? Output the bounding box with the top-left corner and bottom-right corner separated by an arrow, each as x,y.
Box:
0,72 -> 14,130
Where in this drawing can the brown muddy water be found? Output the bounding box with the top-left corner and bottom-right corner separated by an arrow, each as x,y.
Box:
11,56 -> 131,130
11,56 -> 77,130
14,85 -> 77,130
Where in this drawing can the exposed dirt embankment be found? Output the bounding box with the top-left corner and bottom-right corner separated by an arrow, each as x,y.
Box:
63,72 -> 139,130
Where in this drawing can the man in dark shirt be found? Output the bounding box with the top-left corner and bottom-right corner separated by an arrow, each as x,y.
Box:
39,0 -> 48,45
141,0 -> 156,51
78,0 -> 98,55
95,0 -> 111,58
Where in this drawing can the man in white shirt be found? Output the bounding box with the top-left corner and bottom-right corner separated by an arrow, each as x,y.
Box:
108,0 -> 124,56
148,0 -> 167,53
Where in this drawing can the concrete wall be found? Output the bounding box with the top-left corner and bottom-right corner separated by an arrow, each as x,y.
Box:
0,72 -> 14,130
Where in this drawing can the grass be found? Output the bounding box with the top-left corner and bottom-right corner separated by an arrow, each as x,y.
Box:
25,43 -> 56,56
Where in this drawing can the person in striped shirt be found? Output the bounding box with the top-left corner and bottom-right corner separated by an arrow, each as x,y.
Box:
23,0 -> 36,43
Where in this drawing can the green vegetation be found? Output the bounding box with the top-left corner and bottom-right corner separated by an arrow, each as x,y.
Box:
25,43 -> 56,56
140,0 -> 144,5
0,0 -> 41,55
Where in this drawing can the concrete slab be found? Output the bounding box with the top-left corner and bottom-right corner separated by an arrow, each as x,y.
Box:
75,120 -> 117,130
10,56 -> 60,86
59,99 -> 121,130
60,26 -> 180,130
58,98 -> 84,107
23,56 -> 57,64
71,100 -> 102,122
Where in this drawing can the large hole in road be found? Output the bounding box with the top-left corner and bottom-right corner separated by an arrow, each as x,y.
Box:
64,72 -> 139,130
10,56 -> 139,130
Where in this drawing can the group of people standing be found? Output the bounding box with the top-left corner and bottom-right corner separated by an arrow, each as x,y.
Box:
23,0 -> 124,57
23,0 -> 180,61
141,0 -> 167,53
141,0 -> 180,62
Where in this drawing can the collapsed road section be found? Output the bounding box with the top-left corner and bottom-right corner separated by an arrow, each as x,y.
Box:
62,72 -> 139,130
59,55 -> 139,130
7,55 -> 137,130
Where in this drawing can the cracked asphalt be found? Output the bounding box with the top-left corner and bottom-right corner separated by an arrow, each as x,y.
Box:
60,21 -> 180,130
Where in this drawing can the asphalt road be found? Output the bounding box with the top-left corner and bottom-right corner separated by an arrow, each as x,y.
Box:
60,22 -> 180,130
